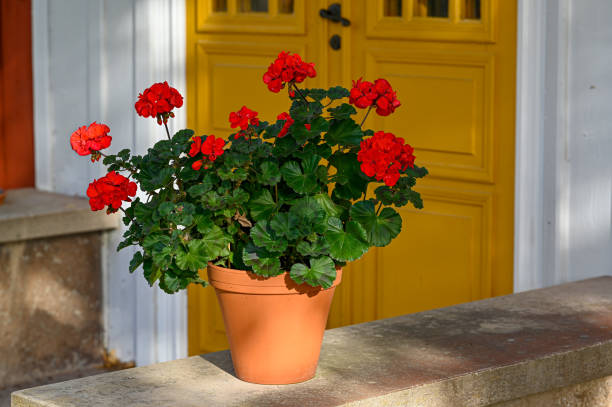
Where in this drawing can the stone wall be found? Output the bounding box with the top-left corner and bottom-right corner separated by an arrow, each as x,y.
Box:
0,232 -> 103,390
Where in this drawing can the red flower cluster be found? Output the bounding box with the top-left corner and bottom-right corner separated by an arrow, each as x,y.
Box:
349,78 -> 401,116
263,52 -> 316,93
277,112 -> 294,138
70,122 -> 112,161
87,171 -> 137,212
189,135 -> 225,170
357,131 -> 415,187
229,106 -> 259,130
135,81 -> 183,125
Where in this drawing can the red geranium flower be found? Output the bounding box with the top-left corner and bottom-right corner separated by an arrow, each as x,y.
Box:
357,131 -> 415,187
135,81 -> 183,125
263,52 -> 316,93
70,122 -> 112,160
229,106 -> 259,130
277,112 -> 295,138
349,78 -> 401,116
189,135 -> 225,170
86,171 -> 137,212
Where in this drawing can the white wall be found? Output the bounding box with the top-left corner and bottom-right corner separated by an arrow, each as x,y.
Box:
516,0 -> 612,291
32,0 -> 187,365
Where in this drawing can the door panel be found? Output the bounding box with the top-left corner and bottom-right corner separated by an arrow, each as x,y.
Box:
365,49 -> 494,182
187,0 -> 515,355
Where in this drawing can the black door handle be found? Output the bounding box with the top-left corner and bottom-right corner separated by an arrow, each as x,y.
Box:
320,3 -> 350,26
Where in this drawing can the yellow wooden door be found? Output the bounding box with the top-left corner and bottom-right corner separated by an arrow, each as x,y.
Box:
187,0 -> 516,355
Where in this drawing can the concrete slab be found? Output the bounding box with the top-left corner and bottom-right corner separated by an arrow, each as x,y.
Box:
0,188 -> 118,243
11,277 -> 612,407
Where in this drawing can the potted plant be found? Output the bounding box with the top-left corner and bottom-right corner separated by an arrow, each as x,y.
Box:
70,52 -> 427,384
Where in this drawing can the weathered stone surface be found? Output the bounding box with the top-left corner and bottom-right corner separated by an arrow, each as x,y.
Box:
0,188 -> 118,243
493,375 -> 612,407
11,277 -> 612,407
0,233 -> 104,390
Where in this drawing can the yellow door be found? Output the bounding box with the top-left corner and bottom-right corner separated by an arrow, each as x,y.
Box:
187,0 -> 516,354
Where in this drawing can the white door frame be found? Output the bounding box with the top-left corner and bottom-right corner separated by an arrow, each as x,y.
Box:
514,0 -> 571,291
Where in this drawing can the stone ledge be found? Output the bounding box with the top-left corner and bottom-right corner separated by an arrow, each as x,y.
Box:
12,277 -> 612,407
0,188 -> 118,243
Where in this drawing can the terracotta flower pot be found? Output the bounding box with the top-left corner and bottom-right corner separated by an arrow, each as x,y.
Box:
207,263 -> 342,384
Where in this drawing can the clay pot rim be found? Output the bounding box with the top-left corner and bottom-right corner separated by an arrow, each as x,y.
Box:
207,262 -> 342,295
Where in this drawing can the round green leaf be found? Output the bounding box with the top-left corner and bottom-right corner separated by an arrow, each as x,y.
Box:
325,119 -> 362,146
258,161 -> 281,186
290,256 -> 337,288
248,189 -> 277,221
350,201 -> 402,246
250,220 -> 288,253
281,157 -> 320,195
270,212 -> 301,240
242,243 -> 282,277
290,196 -> 328,234
324,217 -> 369,261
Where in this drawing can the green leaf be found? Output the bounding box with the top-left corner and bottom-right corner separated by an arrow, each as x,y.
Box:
350,201 -> 402,246
169,202 -> 196,226
296,238 -> 329,257
151,245 -> 174,270
327,86 -> 350,100
374,186 -> 394,206
176,239 -> 211,271
197,224 -> 232,258
289,196 -> 328,234
269,212 -> 301,240
248,189 -> 277,221
313,193 -> 342,218
258,161 -> 281,186
142,233 -> 171,251
129,251 -> 144,273
117,238 -> 134,251
202,191 -> 224,210
117,149 -> 131,160
160,271 -> 189,293
134,202 -> 155,221
242,243 -> 282,277
403,165 -> 429,179
143,258 -> 162,286
273,135 -> 299,157
225,188 -> 250,206
305,88 -> 327,101
328,103 -> 357,120
290,257 -> 337,288
172,129 -> 195,144
324,217 -> 369,261
187,182 -> 212,198
250,220 -> 288,253
218,167 -> 248,182
329,152 -> 368,200
281,156 -> 320,195
325,119 -> 362,146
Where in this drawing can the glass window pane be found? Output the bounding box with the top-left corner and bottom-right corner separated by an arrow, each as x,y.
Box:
278,0 -> 294,14
384,0 -> 402,17
239,0 -> 269,12
413,0 -> 449,18
463,0 -> 481,19
213,0 -> 227,12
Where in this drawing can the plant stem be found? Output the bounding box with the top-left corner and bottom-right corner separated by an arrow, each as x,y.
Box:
360,105 -> 374,128
119,207 -> 135,223
292,83 -> 309,106
376,201 -> 383,215
164,122 -> 171,140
